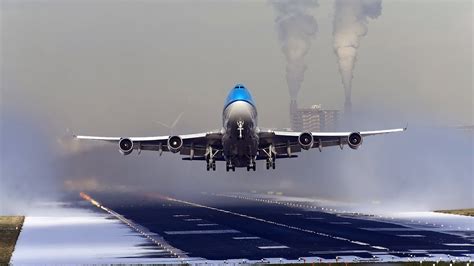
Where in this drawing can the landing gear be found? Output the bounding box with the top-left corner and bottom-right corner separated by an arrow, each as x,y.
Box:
206,160 -> 216,171
263,145 -> 276,170
226,165 -> 235,172
205,146 -> 219,171
246,159 -> 256,171
226,160 -> 235,172
265,158 -> 275,170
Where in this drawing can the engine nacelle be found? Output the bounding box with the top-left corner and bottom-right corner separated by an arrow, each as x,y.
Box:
119,138 -> 133,155
298,132 -> 314,150
167,135 -> 183,153
347,132 -> 363,149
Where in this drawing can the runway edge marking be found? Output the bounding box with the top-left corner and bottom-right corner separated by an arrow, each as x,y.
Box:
79,192 -> 189,259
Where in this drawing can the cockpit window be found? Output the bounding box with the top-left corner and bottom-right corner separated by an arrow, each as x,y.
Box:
234,84 -> 245,89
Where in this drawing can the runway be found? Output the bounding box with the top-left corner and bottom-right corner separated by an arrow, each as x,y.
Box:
87,191 -> 474,263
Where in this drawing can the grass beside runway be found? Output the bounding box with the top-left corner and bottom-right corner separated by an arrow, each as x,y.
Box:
0,216 -> 24,264
435,208 -> 474,217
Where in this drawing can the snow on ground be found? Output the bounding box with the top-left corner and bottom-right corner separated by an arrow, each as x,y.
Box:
11,203 -> 179,264
232,193 -> 474,233
387,211 -> 473,232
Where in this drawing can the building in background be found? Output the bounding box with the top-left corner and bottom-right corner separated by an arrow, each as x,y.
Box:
290,101 -> 340,132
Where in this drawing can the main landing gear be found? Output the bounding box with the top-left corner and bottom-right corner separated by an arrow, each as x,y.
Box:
226,161 -> 236,172
206,146 -> 218,171
206,160 -> 216,171
266,158 -> 276,170
262,145 -> 276,170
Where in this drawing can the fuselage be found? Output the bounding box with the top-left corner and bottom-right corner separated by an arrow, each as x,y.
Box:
222,84 -> 259,167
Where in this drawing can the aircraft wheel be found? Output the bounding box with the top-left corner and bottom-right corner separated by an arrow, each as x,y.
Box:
212,163 -> 216,171
266,161 -> 270,169
232,166 -> 235,171
206,164 -> 210,171
272,161 -> 276,169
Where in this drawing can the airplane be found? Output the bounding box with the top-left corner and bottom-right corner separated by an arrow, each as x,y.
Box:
74,84 -> 406,172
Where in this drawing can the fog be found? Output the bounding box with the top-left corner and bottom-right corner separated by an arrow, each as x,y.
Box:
1,0 -> 472,215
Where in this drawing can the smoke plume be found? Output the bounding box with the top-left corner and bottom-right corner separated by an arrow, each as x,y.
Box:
272,0 -> 319,100
333,0 -> 382,112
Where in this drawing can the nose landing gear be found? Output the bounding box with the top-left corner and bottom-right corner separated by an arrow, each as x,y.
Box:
246,163 -> 256,171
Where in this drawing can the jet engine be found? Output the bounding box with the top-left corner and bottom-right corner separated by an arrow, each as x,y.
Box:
347,132 -> 363,149
298,132 -> 314,150
119,138 -> 133,155
167,135 -> 183,153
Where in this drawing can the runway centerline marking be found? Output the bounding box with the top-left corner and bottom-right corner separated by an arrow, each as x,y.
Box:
173,214 -> 190,218
197,223 -> 218,226
258,245 -> 289,249
164,229 -> 240,235
360,227 -> 421,231
233,236 -> 261,240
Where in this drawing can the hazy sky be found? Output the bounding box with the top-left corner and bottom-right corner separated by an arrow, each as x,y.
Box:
1,0 -> 472,136
1,0 -> 472,214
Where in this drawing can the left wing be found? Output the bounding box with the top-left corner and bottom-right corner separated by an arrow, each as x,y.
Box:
74,131 -> 223,158
258,127 -> 406,156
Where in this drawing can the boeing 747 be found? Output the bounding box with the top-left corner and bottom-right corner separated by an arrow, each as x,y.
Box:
75,84 -> 405,171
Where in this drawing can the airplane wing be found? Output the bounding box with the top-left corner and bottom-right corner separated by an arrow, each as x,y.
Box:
74,131 -> 223,158
258,127 -> 406,155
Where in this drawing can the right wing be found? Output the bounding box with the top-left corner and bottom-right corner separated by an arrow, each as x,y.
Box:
258,127 -> 406,155
74,131 -> 223,158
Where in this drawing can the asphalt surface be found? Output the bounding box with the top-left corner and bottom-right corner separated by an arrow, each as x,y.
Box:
91,192 -> 474,261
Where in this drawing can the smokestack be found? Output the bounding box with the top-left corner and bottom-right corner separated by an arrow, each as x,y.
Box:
272,0 -> 319,102
333,0 -> 382,114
